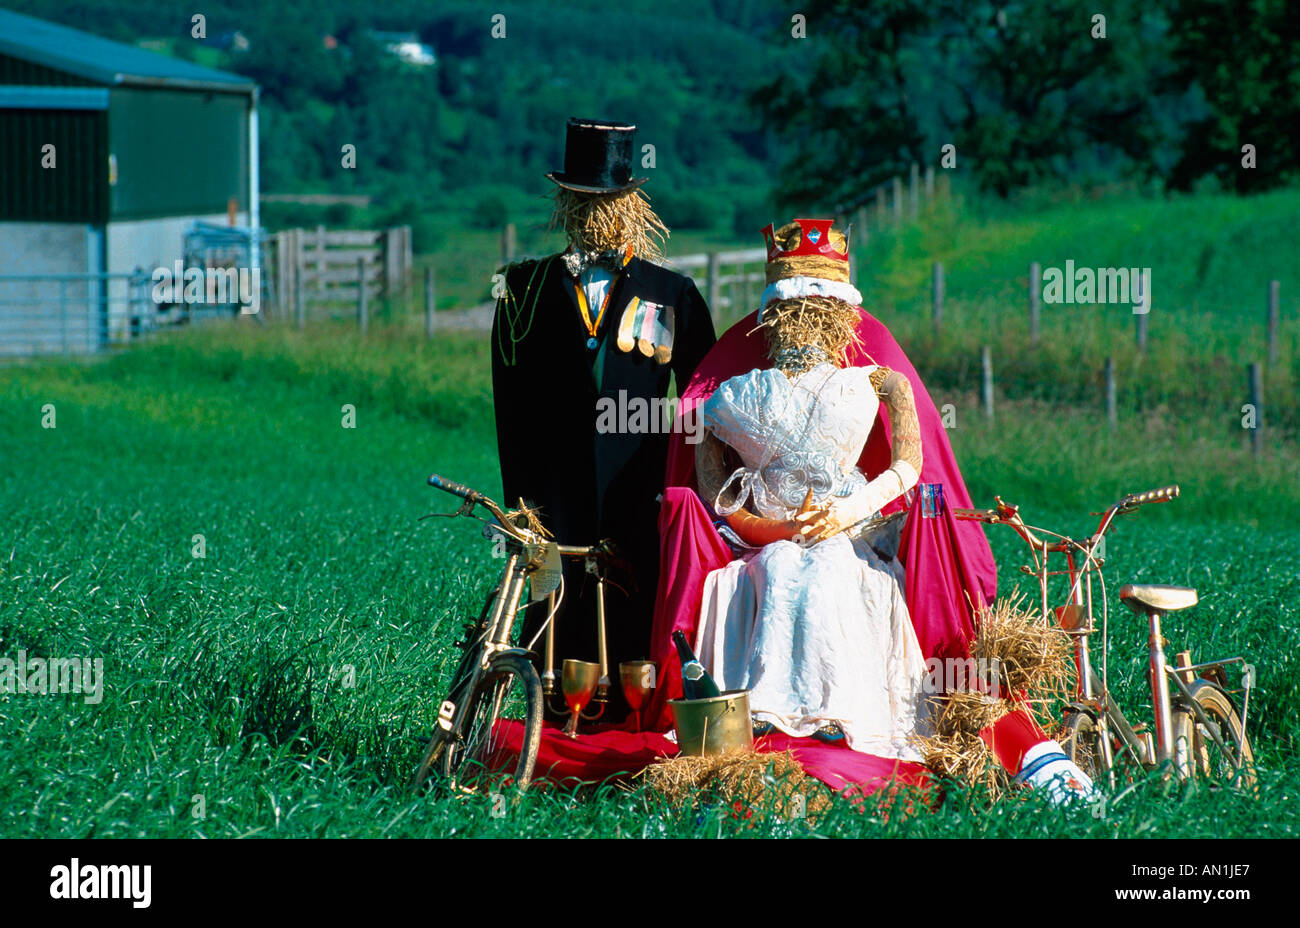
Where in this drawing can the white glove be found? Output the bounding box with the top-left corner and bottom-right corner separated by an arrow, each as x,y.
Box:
796,461 -> 918,542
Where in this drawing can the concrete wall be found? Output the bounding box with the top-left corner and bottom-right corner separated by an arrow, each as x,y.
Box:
103,212 -> 247,341
0,221 -> 99,355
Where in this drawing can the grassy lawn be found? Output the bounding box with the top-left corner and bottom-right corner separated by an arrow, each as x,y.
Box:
2,315 -> 1296,837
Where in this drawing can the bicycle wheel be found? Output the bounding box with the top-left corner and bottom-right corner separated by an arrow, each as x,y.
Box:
1174,680 -> 1255,790
1060,710 -> 1106,782
438,653 -> 543,791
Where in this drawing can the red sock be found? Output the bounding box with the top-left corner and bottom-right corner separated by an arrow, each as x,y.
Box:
980,709 -> 1047,775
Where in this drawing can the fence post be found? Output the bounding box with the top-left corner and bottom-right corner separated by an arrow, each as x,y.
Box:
924,165 -> 934,203
1267,279 -> 1280,364
932,262 -> 944,331
425,267 -> 436,339
876,187 -> 886,220
294,229 -> 305,330
403,225 -> 413,308
981,346 -> 994,420
909,163 -> 919,219
357,257 -> 368,334
1248,362 -> 1263,456
707,252 -> 721,320
1029,261 -> 1041,343
1105,356 -> 1117,429
892,176 -> 903,221
855,206 -> 869,246
272,232 -> 284,318
501,222 -> 516,266
315,225 -> 326,301
1135,310 -> 1148,352
60,278 -> 68,353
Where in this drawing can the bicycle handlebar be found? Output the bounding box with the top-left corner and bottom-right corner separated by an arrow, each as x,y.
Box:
1113,484 -> 1179,512
428,471 -> 521,538
955,484 -> 1180,553
427,472 -> 482,503
427,472 -> 615,559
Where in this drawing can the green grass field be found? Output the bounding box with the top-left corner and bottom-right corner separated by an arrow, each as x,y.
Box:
3,190 -> 1298,838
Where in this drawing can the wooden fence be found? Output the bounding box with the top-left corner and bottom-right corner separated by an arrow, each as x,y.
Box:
829,162 -> 952,243
673,248 -> 768,328
269,225 -> 412,325
485,231 -> 768,331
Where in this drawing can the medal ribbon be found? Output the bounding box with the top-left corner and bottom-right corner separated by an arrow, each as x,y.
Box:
573,246 -> 633,343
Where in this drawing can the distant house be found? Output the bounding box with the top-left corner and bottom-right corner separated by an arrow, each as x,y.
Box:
0,8 -> 258,355
201,30 -> 251,53
366,30 -> 436,67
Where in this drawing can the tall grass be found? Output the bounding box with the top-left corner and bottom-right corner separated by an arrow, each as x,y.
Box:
2,319 -> 1296,837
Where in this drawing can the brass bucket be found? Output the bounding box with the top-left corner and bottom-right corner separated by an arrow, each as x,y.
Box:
668,690 -> 753,756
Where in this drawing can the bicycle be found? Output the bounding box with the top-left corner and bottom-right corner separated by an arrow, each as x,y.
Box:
955,485 -> 1256,791
411,473 -> 616,793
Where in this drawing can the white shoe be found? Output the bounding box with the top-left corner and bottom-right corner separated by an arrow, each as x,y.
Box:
1014,740 -> 1097,806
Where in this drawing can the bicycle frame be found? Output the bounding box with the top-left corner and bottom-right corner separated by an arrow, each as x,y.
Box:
425,473 -> 616,740
956,485 -> 1251,783
539,544 -> 618,718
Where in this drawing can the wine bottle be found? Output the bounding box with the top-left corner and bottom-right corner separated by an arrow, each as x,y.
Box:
672,630 -> 722,700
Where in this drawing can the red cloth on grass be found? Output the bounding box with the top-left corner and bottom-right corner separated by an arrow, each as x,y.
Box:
492,719 -> 931,796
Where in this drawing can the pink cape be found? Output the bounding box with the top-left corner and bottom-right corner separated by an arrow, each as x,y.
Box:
493,307 -> 1001,799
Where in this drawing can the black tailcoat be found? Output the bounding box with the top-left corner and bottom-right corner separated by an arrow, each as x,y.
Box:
491,254 -> 715,716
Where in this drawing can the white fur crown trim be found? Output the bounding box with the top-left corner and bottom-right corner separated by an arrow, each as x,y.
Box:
758,276 -> 863,321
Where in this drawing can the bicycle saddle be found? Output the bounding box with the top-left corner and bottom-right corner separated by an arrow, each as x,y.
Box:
1119,584 -> 1198,614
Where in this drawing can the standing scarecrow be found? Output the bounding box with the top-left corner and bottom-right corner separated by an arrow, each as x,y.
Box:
491,118 -> 716,721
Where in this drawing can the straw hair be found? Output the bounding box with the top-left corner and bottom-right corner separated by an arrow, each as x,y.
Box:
638,748 -> 832,822
758,294 -> 864,372
549,187 -> 668,261
766,221 -> 850,285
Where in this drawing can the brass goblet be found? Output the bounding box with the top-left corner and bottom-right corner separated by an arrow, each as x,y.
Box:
561,659 -> 600,738
619,660 -> 657,733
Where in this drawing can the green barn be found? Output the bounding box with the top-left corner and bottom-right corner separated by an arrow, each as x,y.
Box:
0,8 -> 258,354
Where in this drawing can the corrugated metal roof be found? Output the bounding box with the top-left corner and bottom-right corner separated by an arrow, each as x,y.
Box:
0,8 -> 256,93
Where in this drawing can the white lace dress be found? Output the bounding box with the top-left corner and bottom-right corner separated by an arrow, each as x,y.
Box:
696,362 -> 930,760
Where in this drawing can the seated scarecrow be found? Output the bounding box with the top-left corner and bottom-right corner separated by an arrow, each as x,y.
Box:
643,219 -> 1094,804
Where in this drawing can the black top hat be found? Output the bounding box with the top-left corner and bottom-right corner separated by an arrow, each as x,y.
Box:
547,117 -> 648,194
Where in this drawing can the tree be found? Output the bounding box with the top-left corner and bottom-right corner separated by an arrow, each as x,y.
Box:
753,0 -> 1163,203
1161,0 -> 1300,193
